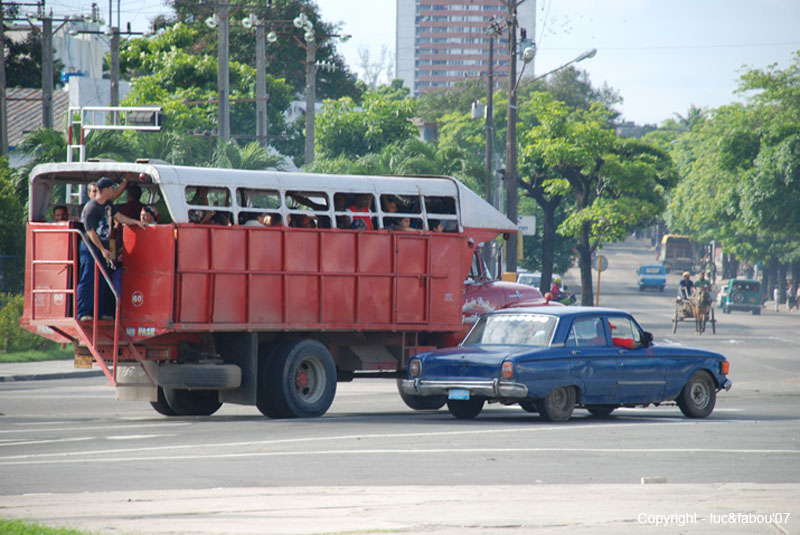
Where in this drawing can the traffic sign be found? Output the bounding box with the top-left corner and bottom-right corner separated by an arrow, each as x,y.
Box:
517,215 -> 536,236
592,254 -> 609,272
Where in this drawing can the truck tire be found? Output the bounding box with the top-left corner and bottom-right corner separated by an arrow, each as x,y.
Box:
396,379 -> 446,410
150,386 -> 178,416
262,339 -> 337,418
163,388 -> 222,416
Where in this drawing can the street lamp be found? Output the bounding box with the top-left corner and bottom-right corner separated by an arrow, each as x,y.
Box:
505,44 -> 597,272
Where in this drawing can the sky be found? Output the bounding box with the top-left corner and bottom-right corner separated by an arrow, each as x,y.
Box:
48,0 -> 800,126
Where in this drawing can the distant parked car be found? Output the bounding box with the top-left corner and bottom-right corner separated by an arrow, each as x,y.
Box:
720,279 -> 761,315
402,307 -> 731,421
636,264 -> 666,292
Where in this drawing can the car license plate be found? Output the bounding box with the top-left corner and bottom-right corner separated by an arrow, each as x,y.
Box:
448,388 -> 470,400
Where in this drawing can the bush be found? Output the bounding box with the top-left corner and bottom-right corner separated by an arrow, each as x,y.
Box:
0,293 -> 58,353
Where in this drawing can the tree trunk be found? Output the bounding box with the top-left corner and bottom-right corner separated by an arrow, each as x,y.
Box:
539,200 -> 556,294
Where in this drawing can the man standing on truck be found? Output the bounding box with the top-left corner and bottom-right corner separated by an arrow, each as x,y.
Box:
77,177 -> 146,321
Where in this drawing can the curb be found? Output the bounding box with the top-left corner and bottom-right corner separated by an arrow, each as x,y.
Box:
0,370 -> 105,382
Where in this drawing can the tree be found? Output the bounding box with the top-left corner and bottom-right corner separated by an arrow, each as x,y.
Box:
163,0 -> 360,101
213,140 -> 284,170
0,158 -> 26,293
521,94 -> 675,304
3,30 -> 62,88
315,91 -> 417,160
358,45 -> 394,90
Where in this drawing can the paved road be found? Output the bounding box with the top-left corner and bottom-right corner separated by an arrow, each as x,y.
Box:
1,237 -> 798,534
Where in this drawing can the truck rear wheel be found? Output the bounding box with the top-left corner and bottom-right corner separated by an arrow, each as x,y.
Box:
163,388 -> 222,416
150,387 -> 178,416
260,339 -> 336,418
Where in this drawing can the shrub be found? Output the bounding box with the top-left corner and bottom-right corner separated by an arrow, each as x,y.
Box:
0,293 -> 57,353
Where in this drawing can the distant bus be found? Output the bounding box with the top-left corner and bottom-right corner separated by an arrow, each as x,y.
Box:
659,234 -> 694,273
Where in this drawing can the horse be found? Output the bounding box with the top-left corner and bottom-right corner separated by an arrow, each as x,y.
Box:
693,286 -> 712,334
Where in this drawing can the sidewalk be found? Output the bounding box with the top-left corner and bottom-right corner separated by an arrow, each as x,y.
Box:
0,359 -> 104,382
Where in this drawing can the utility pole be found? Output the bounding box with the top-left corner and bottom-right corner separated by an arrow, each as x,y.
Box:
41,10 -> 53,129
485,34 -> 494,206
505,0 -> 519,273
0,5 -> 8,155
304,38 -> 316,164
217,1 -> 230,143
110,26 -> 119,107
255,23 -> 268,147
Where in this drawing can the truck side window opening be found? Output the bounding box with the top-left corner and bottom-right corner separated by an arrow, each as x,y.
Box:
237,188 -> 280,210
186,186 -> 232,225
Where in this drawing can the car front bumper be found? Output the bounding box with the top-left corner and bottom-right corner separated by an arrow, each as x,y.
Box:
400,378 -> 528,399
721,379 -> 733,391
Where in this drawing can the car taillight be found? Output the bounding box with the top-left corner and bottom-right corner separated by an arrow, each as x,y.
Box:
409,359 -> 421,377
502,361 -> 514,379
721,361 -> 729,375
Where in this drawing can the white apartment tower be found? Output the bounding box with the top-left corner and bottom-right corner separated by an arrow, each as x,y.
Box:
396,0 -> 536,95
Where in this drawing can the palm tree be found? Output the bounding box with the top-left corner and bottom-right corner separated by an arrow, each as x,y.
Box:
213,140 -> 283,170
673,105 -> 706,131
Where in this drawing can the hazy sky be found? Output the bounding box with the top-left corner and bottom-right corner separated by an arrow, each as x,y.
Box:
54,0 -> 800,126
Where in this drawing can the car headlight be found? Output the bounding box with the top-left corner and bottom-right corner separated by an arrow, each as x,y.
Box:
409,359 -> 421,377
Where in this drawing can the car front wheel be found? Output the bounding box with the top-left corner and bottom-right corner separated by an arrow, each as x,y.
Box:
447,398 -> 484,419
537,386 -> 576,422
677,371 -> 716,418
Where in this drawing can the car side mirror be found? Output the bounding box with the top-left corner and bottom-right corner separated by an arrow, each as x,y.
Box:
641,331 -> 653,347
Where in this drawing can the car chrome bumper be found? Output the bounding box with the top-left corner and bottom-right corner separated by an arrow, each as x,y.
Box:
400,378 -> 528,399
721,379 -> 732,391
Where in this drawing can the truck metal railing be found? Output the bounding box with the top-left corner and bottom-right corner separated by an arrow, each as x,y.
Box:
29,227 -> 154,387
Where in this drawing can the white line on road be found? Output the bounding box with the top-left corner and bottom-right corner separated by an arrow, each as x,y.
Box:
1,446 -> 798,466
0,437 -> 92,448
1,419 -> 798,464
0,422 -> 191,435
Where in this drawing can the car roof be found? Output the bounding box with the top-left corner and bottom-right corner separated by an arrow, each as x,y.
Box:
489,306 -> 628,318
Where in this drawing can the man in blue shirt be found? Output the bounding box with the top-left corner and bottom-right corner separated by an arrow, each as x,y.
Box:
78,177 -> 145,321
678,271 -> 694,300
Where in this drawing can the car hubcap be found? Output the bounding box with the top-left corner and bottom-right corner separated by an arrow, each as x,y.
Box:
691,381 -> 709,408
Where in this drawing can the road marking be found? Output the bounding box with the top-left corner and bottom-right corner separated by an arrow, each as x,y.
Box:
0,422 -> 191,435
0,437 -> 92,448
1,419 -> 798,464
106,434 -> 175,440
1,446 -> 799,466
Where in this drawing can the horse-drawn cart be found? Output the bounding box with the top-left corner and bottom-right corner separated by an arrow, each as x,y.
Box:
672,286 -> 716,334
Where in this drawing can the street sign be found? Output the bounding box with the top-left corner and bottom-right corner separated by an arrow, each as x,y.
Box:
592,254 -> 609,272
517,215 -> 536,236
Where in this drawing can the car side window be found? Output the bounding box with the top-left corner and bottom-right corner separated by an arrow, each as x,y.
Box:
608,316 -> 641,349
566,317 -> 607,347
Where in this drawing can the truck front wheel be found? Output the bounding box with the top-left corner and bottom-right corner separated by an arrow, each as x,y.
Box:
260,339 -> 336,418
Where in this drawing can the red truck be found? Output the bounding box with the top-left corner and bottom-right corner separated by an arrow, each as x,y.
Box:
22,162 -> 554,417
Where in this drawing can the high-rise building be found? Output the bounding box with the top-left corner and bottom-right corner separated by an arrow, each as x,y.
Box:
396,0 -> 536,95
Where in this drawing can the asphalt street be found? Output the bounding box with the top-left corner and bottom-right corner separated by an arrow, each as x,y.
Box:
1,237 -> 798,535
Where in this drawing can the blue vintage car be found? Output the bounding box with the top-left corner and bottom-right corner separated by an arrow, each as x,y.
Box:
401,307 -> 731,421
637,264 -> 667,292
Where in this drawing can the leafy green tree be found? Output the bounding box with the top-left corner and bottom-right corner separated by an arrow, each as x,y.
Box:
315,92 -> 417,159
120,23 -> 295,154
213,140 -> 284,170
163,0 -> 360,101
0,159 -> 26,293
521,94 -> 675,304
3,30 -> 62,88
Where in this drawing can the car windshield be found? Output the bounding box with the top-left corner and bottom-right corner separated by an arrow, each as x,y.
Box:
462,313 -> 557,347
643,267 -> 663,274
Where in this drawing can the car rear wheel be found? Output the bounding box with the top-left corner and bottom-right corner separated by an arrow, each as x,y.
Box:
519,399 -> 538,413
537,386 -> 575,422
586,405 -> 616,417
752,308 -> 761,315
677,371 -> 716,418
446,398 -> 484,419
396,379 -> 446,411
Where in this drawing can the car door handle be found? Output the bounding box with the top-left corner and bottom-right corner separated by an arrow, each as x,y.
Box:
570,350 -> 580,355
618,349 -> 628,355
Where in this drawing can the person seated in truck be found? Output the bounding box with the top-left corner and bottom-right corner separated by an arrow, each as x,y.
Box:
52,204 -> 69,222
348,194 -> 374,230
140,205 -> 159,225
428,219 -> 444,232
77,177 -> 146,322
